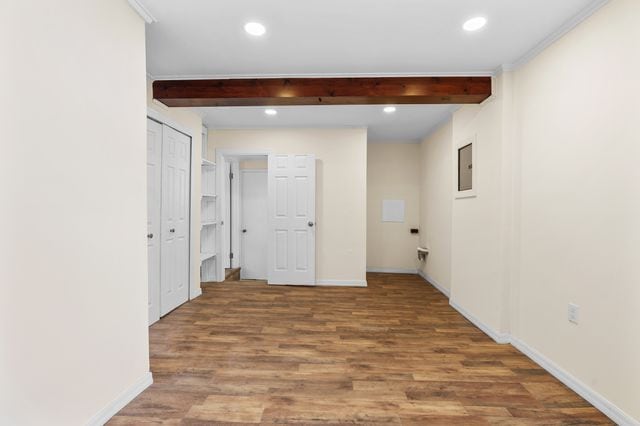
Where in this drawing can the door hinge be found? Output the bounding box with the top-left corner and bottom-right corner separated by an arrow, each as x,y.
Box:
229,252 -> 234,259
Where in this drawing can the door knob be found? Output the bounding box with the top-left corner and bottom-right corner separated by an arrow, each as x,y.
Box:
147,233 -> 153,239
242,229 -> 247,233
169,228 -> 175,233
308,221 -> 314,227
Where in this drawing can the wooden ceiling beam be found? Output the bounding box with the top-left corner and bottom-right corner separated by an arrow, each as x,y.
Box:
152,76 -> 492,107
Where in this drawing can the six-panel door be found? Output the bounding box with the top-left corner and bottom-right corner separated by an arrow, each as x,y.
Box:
146,119 -> 162,325
160,125 -> 191,316
268,154 -> 316,285
240,170 -> 268,280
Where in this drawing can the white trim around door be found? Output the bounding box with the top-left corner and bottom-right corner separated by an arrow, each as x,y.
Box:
215,149 -> 272,283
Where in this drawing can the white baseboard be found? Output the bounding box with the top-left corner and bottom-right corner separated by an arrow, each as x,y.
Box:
417,269 -> 451,298
510,337 -> 639,426
449,300 -> 511,345
190,288 -> 202,300
444,297 -> 638,425
87,371 -> 153,426
316,279 -> 368,287
366,267 -> 418,274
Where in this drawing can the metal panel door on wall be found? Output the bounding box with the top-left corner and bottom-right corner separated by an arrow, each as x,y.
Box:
267,154 -> 316,285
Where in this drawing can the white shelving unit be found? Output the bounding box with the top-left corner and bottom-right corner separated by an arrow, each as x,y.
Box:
200,128 -> 218,282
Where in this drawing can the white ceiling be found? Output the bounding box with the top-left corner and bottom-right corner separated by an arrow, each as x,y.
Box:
140,0 -> 603,141
197,105 -> 458,142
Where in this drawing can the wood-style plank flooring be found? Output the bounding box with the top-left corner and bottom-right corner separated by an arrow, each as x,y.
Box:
110,273 -> 611,425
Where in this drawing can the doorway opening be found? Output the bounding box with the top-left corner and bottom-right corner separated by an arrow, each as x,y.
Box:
215,151 -> 317,286
221,154 -> 269,282
224,155 -> 269,281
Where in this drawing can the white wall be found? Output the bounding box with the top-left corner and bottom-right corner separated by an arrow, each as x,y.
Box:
417,0 -> 640,422
367,143 -> 421,272
419,122 -> 453,292
147,79 -> 203,299
0,1 -> 150,425
209,129 -> 368,284
514,0 -> 640,420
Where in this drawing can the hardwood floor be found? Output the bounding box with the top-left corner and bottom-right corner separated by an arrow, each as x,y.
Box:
110,273 -> 612,425
225,267 -> 241,282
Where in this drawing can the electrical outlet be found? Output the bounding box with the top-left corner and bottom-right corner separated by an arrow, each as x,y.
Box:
568,303 -> 580,324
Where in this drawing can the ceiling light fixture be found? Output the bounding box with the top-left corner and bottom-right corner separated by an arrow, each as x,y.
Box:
383,106 -> 397,114
264,108 -> 277,116
244,22 -> 266,36
463,16 -> 487,32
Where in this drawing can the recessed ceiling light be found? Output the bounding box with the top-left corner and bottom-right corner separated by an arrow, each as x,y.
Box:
463,16 -> 487,32
244,22 -> 266,36
265,108 -> 277,116
383,106 -> 396,114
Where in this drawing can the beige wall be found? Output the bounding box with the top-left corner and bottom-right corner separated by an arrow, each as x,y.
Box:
209,129 -> 368,283
1,1 -> 150,424
146,79 -> 203,299
240,159 -> 268,169
417,0 -> 640,421
367,143 -> 420,272
419,122 -> 453,292
514,0 -> 640,419
450,74 -> 510,335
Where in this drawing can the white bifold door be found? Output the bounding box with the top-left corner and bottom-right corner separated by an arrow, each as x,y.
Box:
147,118 -> 191,325
146,119 -> 162,324
267,154 -> 316,285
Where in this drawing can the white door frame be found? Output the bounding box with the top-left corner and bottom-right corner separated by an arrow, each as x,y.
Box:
147,107 -> 201,301
230,161 -> 241,268
222,160 -> 241,269
215,149 -> 271,282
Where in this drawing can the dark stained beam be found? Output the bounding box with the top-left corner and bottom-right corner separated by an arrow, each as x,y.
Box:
152,76 -> 492,107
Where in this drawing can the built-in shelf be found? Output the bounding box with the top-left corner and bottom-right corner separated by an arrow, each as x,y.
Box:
200,151 -> 218,281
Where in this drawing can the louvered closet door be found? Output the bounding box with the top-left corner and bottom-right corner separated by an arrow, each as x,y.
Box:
160,124 -> 191,315
267,154 -> 316,285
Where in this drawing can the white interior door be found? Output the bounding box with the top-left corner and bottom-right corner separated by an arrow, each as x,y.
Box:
240,170 -> 268,280
267,154 -> 316,285
146,119 -> 162,325
160,125 -> 191,315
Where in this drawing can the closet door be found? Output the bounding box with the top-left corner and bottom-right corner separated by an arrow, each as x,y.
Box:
160,125 -> 191,315
146,119 -> 163,325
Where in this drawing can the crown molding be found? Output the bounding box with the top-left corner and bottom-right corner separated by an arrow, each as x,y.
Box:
147,70 -> 495,81
127,0 -> 156,24
499,0 -> 610,73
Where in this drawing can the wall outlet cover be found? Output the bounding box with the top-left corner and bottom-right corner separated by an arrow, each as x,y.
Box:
568,303 -> 580,324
